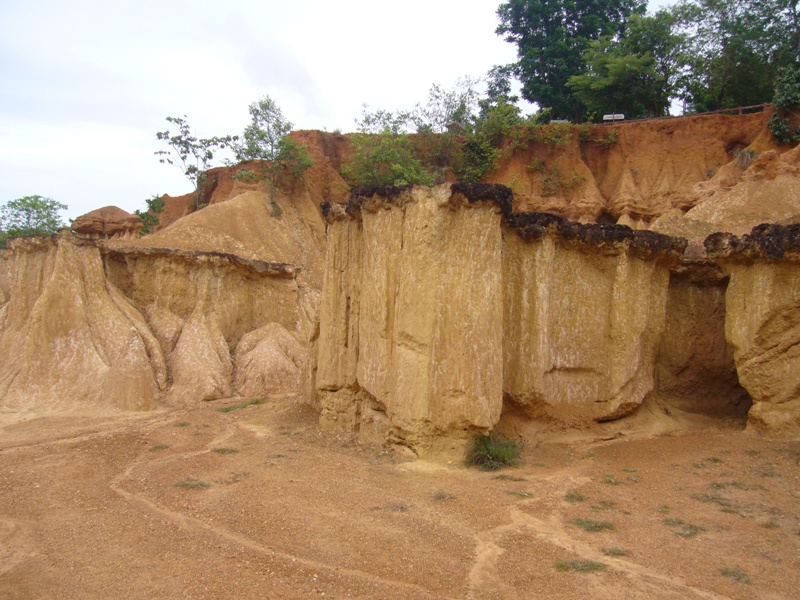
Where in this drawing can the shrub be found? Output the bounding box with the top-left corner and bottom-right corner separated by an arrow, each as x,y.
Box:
467,432 -> 521,470
556,559 -> 607,573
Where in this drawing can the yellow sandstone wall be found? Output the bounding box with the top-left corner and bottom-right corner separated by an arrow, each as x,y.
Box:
317,185 -> 685,452
706,225 -> 800,434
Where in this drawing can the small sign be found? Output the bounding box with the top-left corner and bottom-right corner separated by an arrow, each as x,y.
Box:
602,114 -> 625,122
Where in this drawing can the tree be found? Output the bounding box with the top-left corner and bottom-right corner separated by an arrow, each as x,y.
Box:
134,194 -> 166,236
155,116 -> 236,210
496,0 -> 647,121
568,11 -> 684,118
232,95 -> 313,186
0,195 -> 68,245
674,0 -> 783,111
768,63 -> 800,143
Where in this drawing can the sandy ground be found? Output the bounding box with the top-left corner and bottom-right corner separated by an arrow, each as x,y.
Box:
1,398 -> 798,599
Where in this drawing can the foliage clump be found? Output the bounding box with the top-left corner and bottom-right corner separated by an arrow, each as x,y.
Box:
231,95 -> 313,186
467,432 -> 521,470
134,194 -> 165,236
0,195 -> 68,248
155,116 -> 236,211
768,65 -> 800,144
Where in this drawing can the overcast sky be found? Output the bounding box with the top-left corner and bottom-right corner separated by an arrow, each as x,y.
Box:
0,0 -> 673,221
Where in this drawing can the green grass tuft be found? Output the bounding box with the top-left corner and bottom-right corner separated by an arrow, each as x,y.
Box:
508,490 -> 534,498
174,478 -> 210,490
174,421 -> 190,427
556,559 -> 607,573
467,432 -> 521,471
493,474 -> 527,482
217,397 -> 266,413
570,518 -> 614,532
564,491 -> 587,503
433,491 -> 456,502
720,566 -> 750,584
211,447 -> 239,455
149,444 -> 169,452
601,547 -> 630,557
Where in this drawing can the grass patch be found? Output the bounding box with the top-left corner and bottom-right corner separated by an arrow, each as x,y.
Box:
555,559 -> 607,573
174,478 -> 210,490
433,491 -> 456,502
745,449 -> 760,457
662,517 -> 705,538
493,474 -> 527,482
602,473 -> 621,485
691,492 -> 736,510
217,397 -> 266,413
592,500 -> 616,511
467,432 -> 521,471
707,457 -> 723,464
570,518 -> 614,532
720,566 -> 750,584
658,505 -> 671,514
174,421 -> 190,427
211,447 -> 239,455
601,547 -> 630,557
149,444 -> 169,452
564,491 -> 586,503
760,519 -> 780,529
508,490 -> 534,498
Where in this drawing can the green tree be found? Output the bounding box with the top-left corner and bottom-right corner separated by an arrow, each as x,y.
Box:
674,0 -> 781,111
568,11 -> 684,118
768,63 -> 800,143
496,0 -> 647,121
342,104 -> 437,187
134,194 -> 166,236
232,95 -> 313,187
155,116 -> 236,211
0,195 -> 67,246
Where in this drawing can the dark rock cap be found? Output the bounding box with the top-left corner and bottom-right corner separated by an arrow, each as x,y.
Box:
705,223 -> 800,262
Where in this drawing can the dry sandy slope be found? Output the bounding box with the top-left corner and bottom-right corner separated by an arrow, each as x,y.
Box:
0,401 -> 798,599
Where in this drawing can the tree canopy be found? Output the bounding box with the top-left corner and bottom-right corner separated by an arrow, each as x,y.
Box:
495,0 -> 800,120
0,195 -> 68,245
496,0 -> 647,120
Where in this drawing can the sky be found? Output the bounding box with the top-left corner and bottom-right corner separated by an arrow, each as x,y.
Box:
1,0 -> 673,221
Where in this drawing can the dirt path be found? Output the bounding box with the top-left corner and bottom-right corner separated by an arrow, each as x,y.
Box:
1,399 -> 798,599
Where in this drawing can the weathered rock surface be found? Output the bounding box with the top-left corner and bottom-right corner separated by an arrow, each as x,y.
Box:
706,225 -> 800,433
0,233 -> 165,414
503,213 -> 684,423
318,185 -> 506,454
0,234 -> 307,414
234,323 -> 305,398
71,206 -> 142,240
317,185 -> 687,451
490,112 -> 769,223
654,266 -> 751,417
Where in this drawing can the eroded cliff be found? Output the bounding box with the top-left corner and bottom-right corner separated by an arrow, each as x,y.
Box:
2,112 -> 799,448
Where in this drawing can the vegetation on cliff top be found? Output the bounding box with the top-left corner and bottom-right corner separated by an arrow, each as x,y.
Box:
496,0 -> 800,120
0,195 -> 68,248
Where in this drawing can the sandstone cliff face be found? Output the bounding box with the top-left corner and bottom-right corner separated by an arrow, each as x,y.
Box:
317,185 -> 506,453
0,235 -> 307,415
0,233 -> 165,414
706,225 -> 800,433
317,185 -> 685,453
102,246 -> 301,404
503,215 -> 683,423
489,112 -> 770,224
654,267 -> 751,417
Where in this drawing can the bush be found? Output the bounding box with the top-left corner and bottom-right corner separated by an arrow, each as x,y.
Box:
467,432 -> 521,470
768,64 -> 800,144
342,133 -> 436,187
